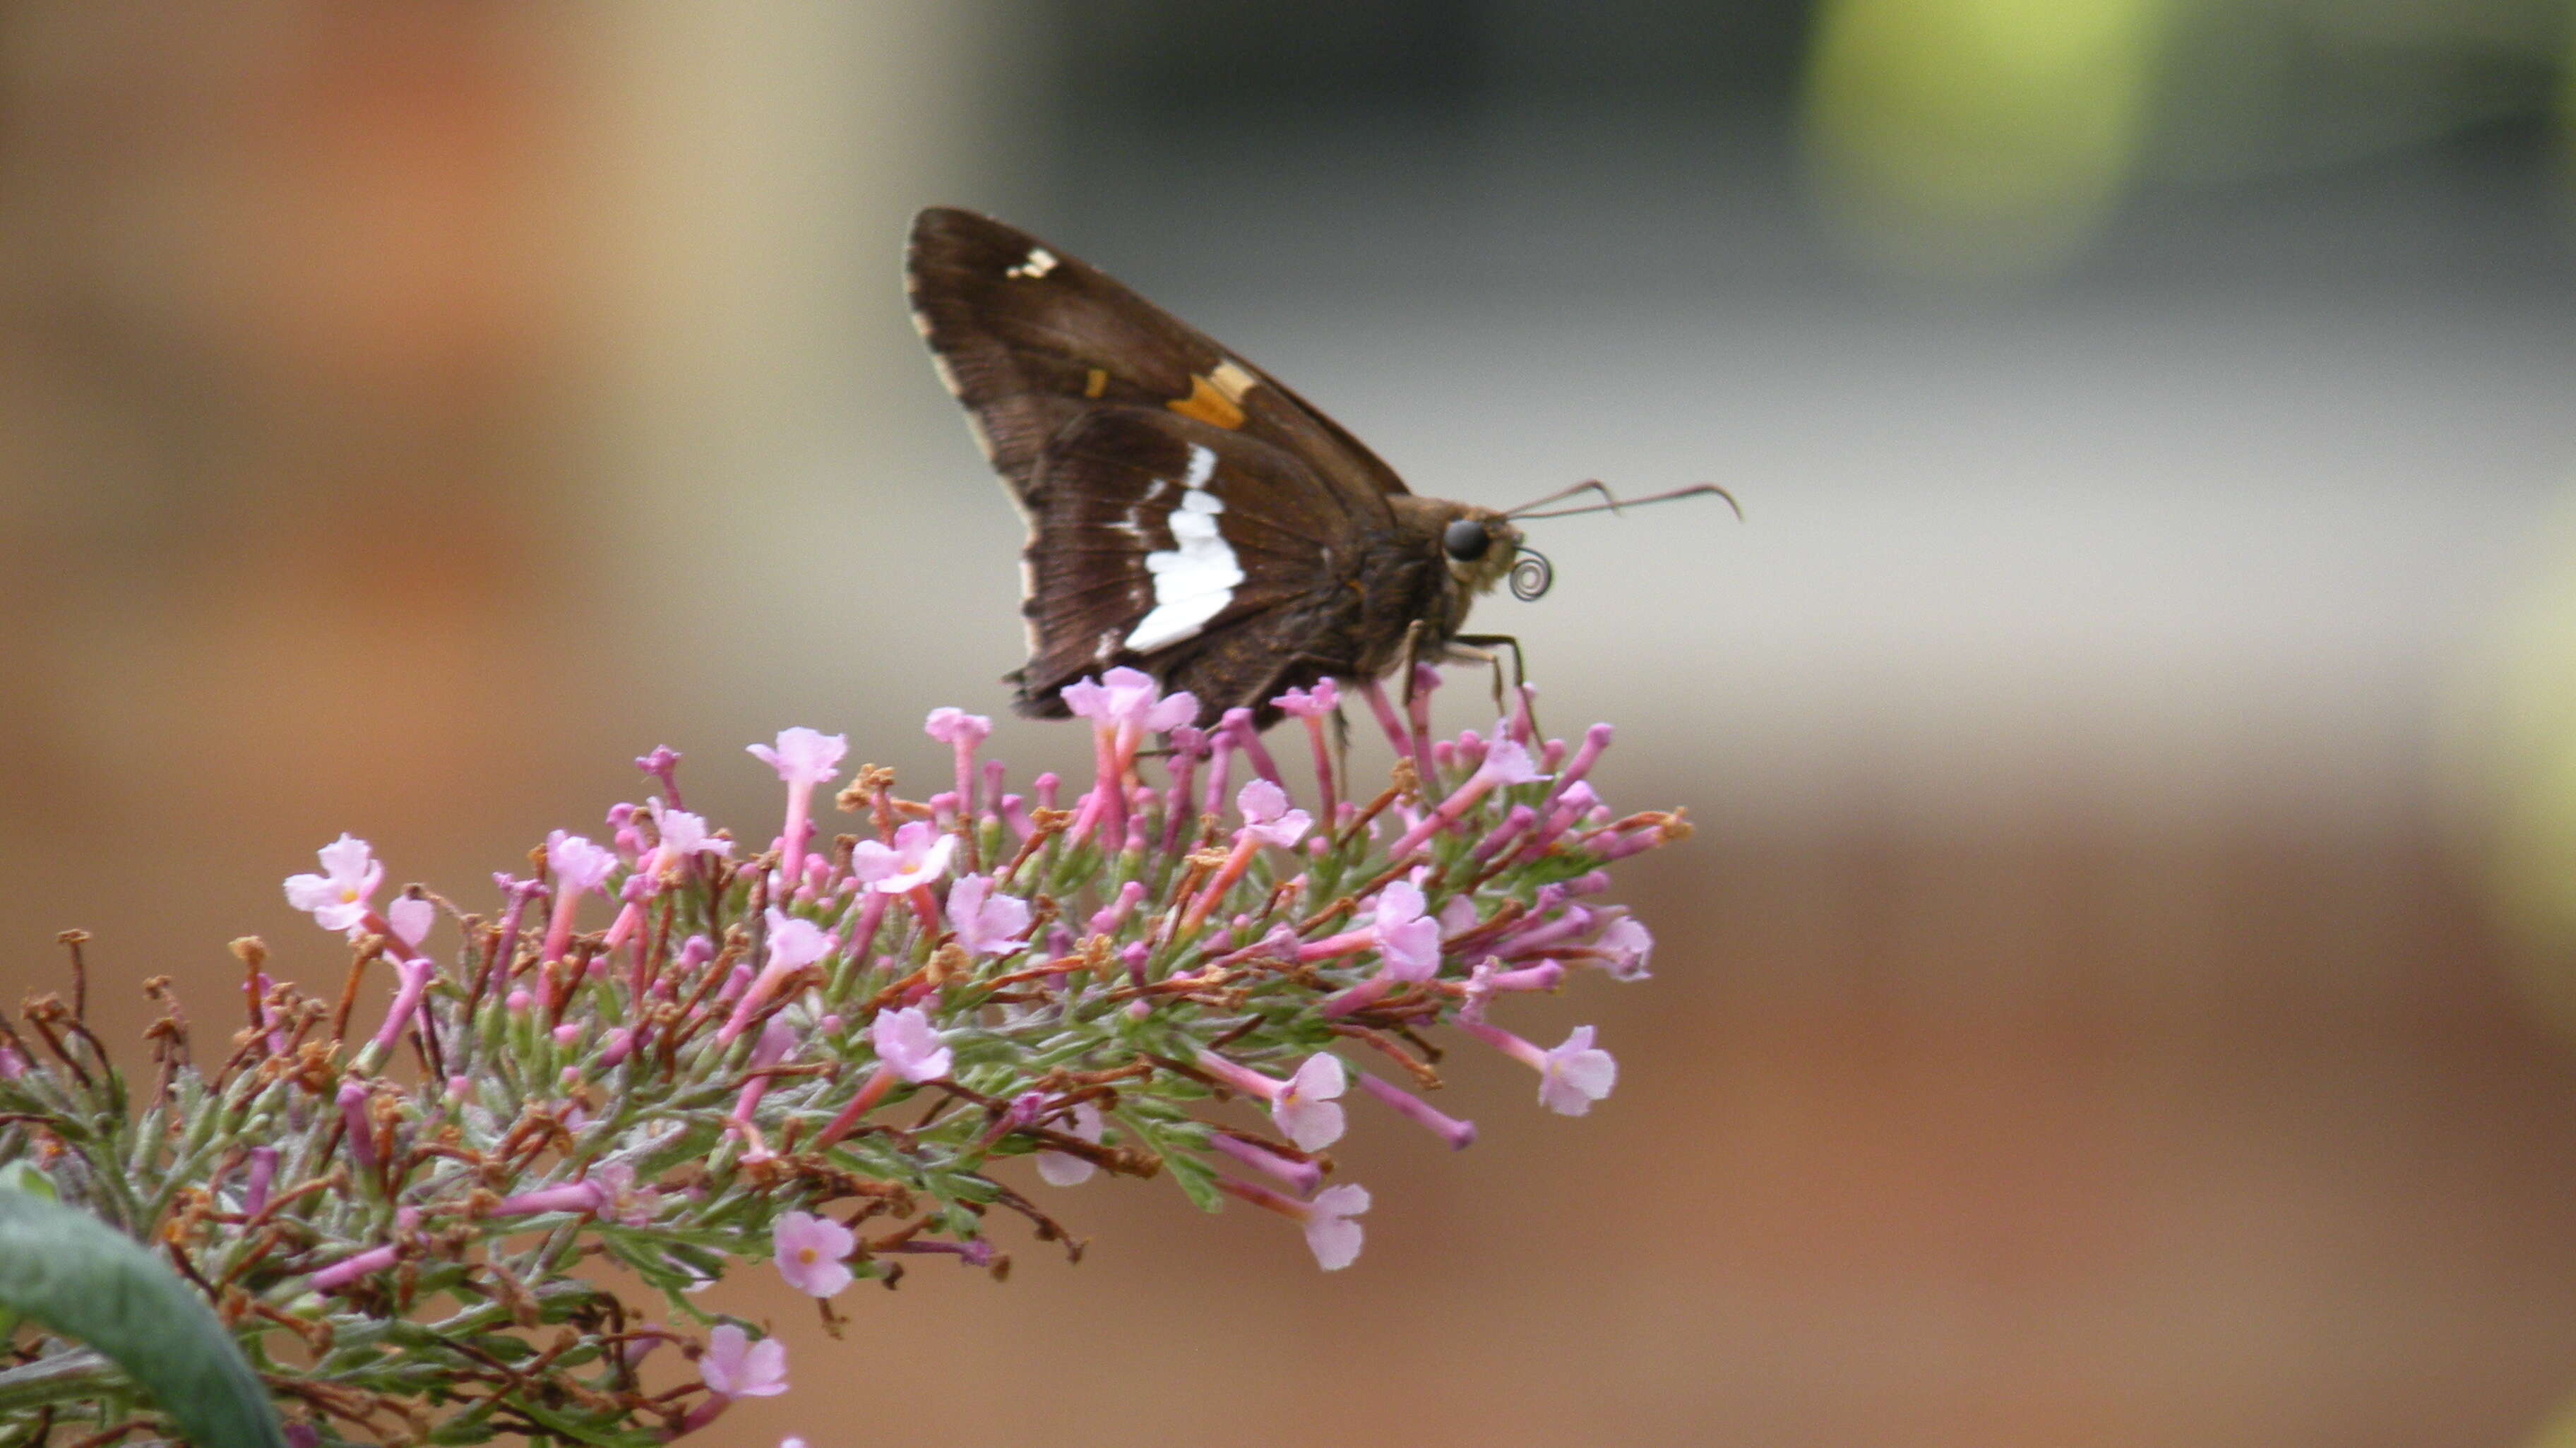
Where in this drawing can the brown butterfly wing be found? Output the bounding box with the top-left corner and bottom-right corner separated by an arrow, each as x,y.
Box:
1010,408 -> 1424,723
905,206 -> 1408,517
907,207 -> 1441,722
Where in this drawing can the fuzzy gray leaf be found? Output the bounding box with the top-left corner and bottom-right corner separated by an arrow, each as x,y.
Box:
0,1188 -> 282,1448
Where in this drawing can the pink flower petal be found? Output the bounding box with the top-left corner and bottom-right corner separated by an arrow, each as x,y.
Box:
386,897 -> 434,949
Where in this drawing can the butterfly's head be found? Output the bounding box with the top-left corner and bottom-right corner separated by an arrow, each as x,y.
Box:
1438,508 -> 1532,599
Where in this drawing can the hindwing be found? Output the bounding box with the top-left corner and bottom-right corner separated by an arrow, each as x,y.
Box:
1012,408 -> 1378,719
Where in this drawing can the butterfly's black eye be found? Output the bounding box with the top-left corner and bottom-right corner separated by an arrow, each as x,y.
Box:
1443,518 -> 1491,562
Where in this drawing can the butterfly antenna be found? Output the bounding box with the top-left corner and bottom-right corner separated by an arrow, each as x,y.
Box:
1508,481 -> 1743,522
1503,480 -> 1618,517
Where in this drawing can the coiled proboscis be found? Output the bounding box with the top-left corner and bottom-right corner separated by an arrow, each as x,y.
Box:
1508,548 -> 1554,602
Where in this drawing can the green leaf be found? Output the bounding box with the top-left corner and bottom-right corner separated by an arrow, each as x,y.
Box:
1163,1152 -> 1222,1214
0,1188 -> 283,1448
0,1164 -> 52,1339
0,1163 -> 55,1203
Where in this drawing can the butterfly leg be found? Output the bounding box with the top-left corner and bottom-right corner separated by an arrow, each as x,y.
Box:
1398,618 -> 1432,708
1457,645 -> 1506,717
1448,633 -> 1537,736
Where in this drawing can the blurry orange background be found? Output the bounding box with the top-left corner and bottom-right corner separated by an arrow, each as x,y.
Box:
9,5 -> 2576,1446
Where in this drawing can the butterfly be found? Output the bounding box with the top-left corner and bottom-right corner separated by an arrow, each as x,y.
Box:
905,206 -> 1724,731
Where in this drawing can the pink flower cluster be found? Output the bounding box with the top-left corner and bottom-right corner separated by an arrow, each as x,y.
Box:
222,661 -> 1686,1440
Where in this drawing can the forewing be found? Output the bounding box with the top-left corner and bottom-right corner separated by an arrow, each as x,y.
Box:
906,206 -> 1408,519
1014,408 -> 1366,721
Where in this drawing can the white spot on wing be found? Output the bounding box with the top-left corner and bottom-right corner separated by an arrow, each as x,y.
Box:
1121,478 -> 1171,540
1006,247 -> 1059,280
1124,444 -> 1241,653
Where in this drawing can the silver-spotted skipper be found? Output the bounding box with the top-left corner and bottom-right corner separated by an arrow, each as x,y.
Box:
906,206 -> 1728,730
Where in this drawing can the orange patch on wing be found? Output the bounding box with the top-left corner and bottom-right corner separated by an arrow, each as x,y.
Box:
1167,374 -> 1246,430
1083,366 -> 1109,398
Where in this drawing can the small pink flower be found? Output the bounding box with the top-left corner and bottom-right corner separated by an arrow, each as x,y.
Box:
926,707 -> 996,810
284,834 -> 383,936
1197,1050 -> 1346,1151
924,707 -> 991,749
746,726 -> 847,787
546,831 -> 619,897
335,1078 -> 375,1171
749,728 -> 847,892
489,1161 -> 658,1223
634,744 -> 683,798
1537,1026 -> 1618,1115
1390,726 -> 1549,857
1234,779 -> 1312,849
1062,666 -> 1196,734
1367,881 -> 1440,982
1272,1053 -> 1347,1149
1457,1010 -> 1618,1116
699,1323 -> 787,1399
1036,1101 -> 1104,1187
772,1210 -> 854,1298
946,875 -> 1030,957
385,896 -> 434,950
1299,1183 -> 1371,1271
366,955 -> 436,1057
717,910 -> 836,1046
751,1015 -> 799,1068
850,821 -> 956,894
1180,778 -> 1314,933
648,798 -> 732,873
1477,734 -> 1544,786
763,909 -> 834,975
1461,958 -> 1505,1019
1272,678 -> 1340,719
590,1161 -> 662,1226
871,1006 -> 951,1082
1593,916 -> 1653,981
1486,959 -> 1566,1000
1218,1177 -> 1373,1269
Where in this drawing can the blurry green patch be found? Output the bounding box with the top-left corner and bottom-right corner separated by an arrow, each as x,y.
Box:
2442,490 -> 2576,1039
2563,24 -> 2576,186
1801,0 -> 2171,282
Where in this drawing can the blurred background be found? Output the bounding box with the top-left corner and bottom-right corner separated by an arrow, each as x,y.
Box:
5,2 -> 2576,1444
